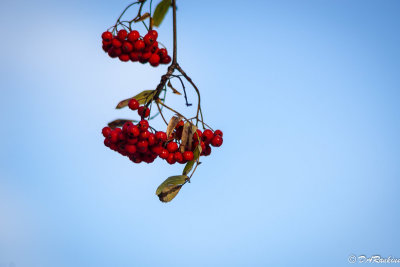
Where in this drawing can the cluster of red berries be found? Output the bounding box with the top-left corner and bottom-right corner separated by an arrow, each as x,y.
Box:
102,99 -> 223,165
101,29 -> 171,67
127,98 -> 150,118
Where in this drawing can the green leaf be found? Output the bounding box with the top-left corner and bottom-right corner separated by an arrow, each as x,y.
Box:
115,90 -> 156,109
182,145 -> 201,176
153,0 -> 171,27
108,119 -> 137,129
156,175 -> 188,202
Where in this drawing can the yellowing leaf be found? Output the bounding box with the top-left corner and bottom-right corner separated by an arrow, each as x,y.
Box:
153,0 -> 171,27
156,175 -> 188,202
134,12 -> 150,22
166,116 -> 181,138
180,122 -> 196,153
167,81 -> 182,95
115,90 -> 156,109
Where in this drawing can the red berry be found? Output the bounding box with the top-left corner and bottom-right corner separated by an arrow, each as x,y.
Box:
102,31 -> 113,42
167,142 -> 178,153
148,133 -> 156,146
202,129 -> 214,142
183,151 -> 194,161
127,125 -> 140,137
204,145 -> 212,156
143,34 -> 155,46
127,137 -> 138,144
110,130 -> 119,143
134,40 -> 145,51
140,130 -> 150,140
161,55 -> 171,64
151,145 -> 162,155
127,30 -> 140,42
141,51 -> 152,61
119,54 -> 130,62
138,120 -> 149,131
117,29 -> 128,41
118,132 -> 126,141
157,48 -> 168,59
102,127 -> 112,138
193,129 -> 202,141
149,42 -> 159,54
149,54 -> 160,67
166,153 -> 176,164
112,38 -> 122,48
148,30 -> 158,40
122,122 -> 133,133
174,151 -> 183,163
129,51 -> 141,61
125,144 -> 137,154
138,106 -> 150,118
128,98 -> 139,110
159,148 -> 169,159
137,140 -> 149,153
211,135 -> 223,147
108,47 -> 121,58
155,131 -> 167,143
102,44 -> 111,52
122,41 -> 133,53
214,129 -> 223,137
104,138 -> 111,147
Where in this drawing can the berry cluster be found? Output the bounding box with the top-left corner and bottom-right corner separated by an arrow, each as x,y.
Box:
102,100 -> 223,165
101,29 -> 171,67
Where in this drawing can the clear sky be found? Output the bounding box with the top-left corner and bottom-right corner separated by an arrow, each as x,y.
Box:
1,0 -> 400,266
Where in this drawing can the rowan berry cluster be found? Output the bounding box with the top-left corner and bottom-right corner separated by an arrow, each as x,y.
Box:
102,99 -> 223,165
101,29 -> 171,66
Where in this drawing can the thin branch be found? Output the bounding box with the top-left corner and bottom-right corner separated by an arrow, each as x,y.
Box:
156,101 -> 168,125
175,64 -> 204,128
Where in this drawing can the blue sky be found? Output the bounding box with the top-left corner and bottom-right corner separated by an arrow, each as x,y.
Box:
1,0 -> 400,266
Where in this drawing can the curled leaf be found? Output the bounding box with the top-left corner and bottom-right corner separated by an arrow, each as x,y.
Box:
134,12 -> 150,22
167,81 -> 182,95
180,122 -> 196,153
166,116 -> 181,138
153,0 -> 171,27
156,175 -> 188,203
108,119 -> 137,129
115,90 -> 156,109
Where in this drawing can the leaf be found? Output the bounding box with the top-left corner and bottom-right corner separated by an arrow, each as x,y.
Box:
134,12 -> 150,22
182,145 -> 202,176
115,90 -> 156,109
153,0 -> 171,27
166,116 -> 181,138
108,119 -> 137,129
158,185 -> 182,202
167,81 -> 181,95
180,122 -> 196,152
156,175 -> 188,202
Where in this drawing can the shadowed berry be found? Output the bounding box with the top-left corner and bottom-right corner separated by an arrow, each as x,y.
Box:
211,135 -> 223,147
